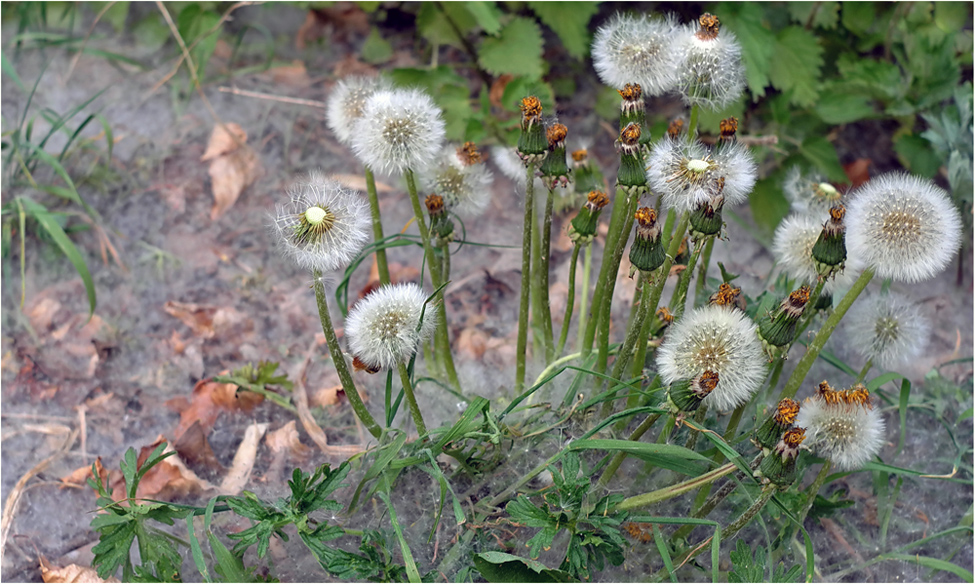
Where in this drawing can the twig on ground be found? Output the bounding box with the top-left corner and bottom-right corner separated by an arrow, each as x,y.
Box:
218,86 -> 327,109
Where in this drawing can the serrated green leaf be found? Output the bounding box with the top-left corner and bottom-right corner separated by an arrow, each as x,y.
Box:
416,3 -> 477,48
894,133 -> 942,178
361,26 -> 392,64
500,77 -> 554,113
768,26 -> 823,107
473,552 -> 573,583
478,17 -> 544,80
506,495 -> 553,529
528,2 -> 598,59
841,1 -> 877,36
715,3 -> 775,100
799,136 -> 847,182
465,1 -> 502,35
836,54 -> 904,101
749,176 -> 790,237
813,90 -> 877,124
787,2 -> 839,29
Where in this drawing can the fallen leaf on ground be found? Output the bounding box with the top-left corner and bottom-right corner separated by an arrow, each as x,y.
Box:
312,384 -> 342,407
163,301 -> 249,340
209,145 -> 262,220
264,60 -> 310,87
200,123 -> 247,162
219,422 -> 268,495
173,420 -> 225,472
111,437 -> 215,501
40,556 -> 118,583
265,420 -> 313,460
167,376 -> 264,441
60,457 -> 107,489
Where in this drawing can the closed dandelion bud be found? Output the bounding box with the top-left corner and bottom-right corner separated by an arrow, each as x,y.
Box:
797,382 -> 885,471
618,83 -> 651,150
709,282 -> 745,311
668,370 -> 719,413
569,190 -> 610,243
675,13 -> 746,112
517,96 -> 548,164
845,172 -> 963,283
773,214 -> 859,295
271,173 -> 370,273
657,305 -> 766,411
758,285 -> 811,357
812,204 -> 848,276
629,207 -> 665,272
756,428 -> 806,486
754,399 -> 801,451
425,194 -> 454,246
689,191 -> 725,238
345,283 -> 439,371
540,123 -> 571,188
571,148 -> 604,195
617,123 -> 648,196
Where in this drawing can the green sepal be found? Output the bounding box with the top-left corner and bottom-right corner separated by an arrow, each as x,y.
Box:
689,205 -> 723,237
570,206 -> 602,238
667,379 -> 704,413
758,307 -> 800,348
617,151 -> 647,188
811,230 -> 846,268
754,416 -> 787,452
540,145 -> 571,181
629,233 -> 665,273
620,110 -> 651,147
756,450 -> 797,487
518,122 -> 548,157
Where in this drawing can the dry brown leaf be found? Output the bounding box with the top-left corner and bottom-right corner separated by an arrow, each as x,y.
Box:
219,422 -> 268,495
167,376 -> 264,441
266,60 -> 310,87
265,420 -> 313,460
173,420 -> 225,472
110,437 -> 215,501
332,53 -> 376,78
40,556 -> 118,583
332,173 -> 394,193
457,327 -> 489,359
490,74 -> 514,109
312,385 -> 341,407
209,146 -> 261,221
201,123 -> 247,162
59,457 -> 107,489
164,301 -> 216,337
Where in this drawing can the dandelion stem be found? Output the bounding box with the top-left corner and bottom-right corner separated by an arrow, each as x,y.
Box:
601,270 -> 653,419
856,358 -> 873,384
595,188 -> 640,375
364,166 -> 391,285
540,187 -> 556,361
616,462 -> 737,512
580,188 -> 629,359
404,169 -> 461,392
313,270 -> 381,439
515,162 -> 537,394
693,236 -> 715,307
556,244 -> 582,357
576,243 -> 593,353
780,268 -> 874,399
398,362 -> 428,438
721,483 -> 777,538
644,212 -> 689,322
670,234 -> 710,321
687,104 -> 700,142
596,412 -> 661,491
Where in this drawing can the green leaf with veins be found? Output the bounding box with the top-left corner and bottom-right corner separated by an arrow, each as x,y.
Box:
528,2 -> 599,60
478,17 -> 544,80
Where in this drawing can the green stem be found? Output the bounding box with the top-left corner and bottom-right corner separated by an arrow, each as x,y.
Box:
644,213 -> 689,322
397,362 -> 428,438
556,244 -> 582,358
780,268 -> 874,400
404,169 -> 461,392
580,188 -> 629,359
576,244 -> 593,353
693,236 -> 715,307
687,104 -> 700,141
855,357 -> 873,384
669,235 -> 710,321
515,162 -> 537,394
595,188 -> 640,375
364,166 -> 391,285
313,270 -> 381,439
722,484 -> 776,539
601,270 -> 653,419
616,462 -> 737,512
540,188 -> 556,361
595,412 -> 661,491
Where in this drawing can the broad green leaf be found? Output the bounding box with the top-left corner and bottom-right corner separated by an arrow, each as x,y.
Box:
131,13 -> 171,52
94,1 -> 130,33
768,26 -> 823,107
500,76 -> 554,113
528,2 -> 598,59
473,552 -> 573,583
568,439 -> 710,476
893,133 -> 942,178
416,3 -> 477,48
478,17 -> 544,80
798,135 -> 847,182
934,2 -> 972,34
716,3 -> 775,100
841,1 -> 877,36
360,27 -> 392,64
814,90 -> 877,124
748,176 -> 790,237
836,54 -> 904,101
176,4 -> 221,79
787,2 -> 839,29
465,1 -> 502,35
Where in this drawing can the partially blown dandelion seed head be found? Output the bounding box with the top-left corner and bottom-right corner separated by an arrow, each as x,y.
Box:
797,386 -> 885,471
351,88 -> 446,175
646,136 -> 755,214
591,12 -> 681,95
657,305 -> 766,411
673,14 -> 746,111
270,173 -> 370,273
845,292 -> 929,371
773,213 -> 859,295
325,76 -> 391,146
421,145 -> 494,217
345,283 -> 439,370
845,173 -> 963,282
783,166 -> 842,219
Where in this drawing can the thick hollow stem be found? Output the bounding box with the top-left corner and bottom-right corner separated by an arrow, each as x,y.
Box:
576,244 -> 593,353
644,212 -> 689,321
313,271 -> 381,438
557,244 -> 582,358
595,189 -> 640,375
669,235 -> 710,321
515,163 -> 537,393
397,362 -> 428,438
580,188 -> 629,359
539,188 -> 556,360
364,166 -> 391,286
693,236 -> 715,307
780,268 -> 874,400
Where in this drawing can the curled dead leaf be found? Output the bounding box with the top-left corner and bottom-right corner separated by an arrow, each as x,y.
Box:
219,422 -> 268,495
167,376 -> 264,441
265,420 -> 313,460
208,146 -> 261,221
201,123 -> 247,162
60,457 -> 107,489
40,556 -> 119,583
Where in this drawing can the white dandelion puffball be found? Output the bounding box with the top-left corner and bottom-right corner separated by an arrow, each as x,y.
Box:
657,305 -> 767,411
797,393 -> 885,471
325,76 -> 391,146
351,88 -> 446,175
845,292 -> 929,371
491,145 -> 546,192
421,145 -> 494,217
673,18 -> 746,111
772,214 -> 859,295
783,166 -> 843,219
591,12 -> 681,95
646,136 -> 755,214
345,283 -> 439,370
271,173 -> 370,273
846,173 -> 962,282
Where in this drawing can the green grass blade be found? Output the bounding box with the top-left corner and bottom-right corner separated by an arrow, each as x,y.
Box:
652,523 -> 677,582
1,51 -> 27,92
20,198 -> 96,315
568,439 -> 711,476
377,490 -> 421,583
18,141 -> 96,218
185,515 -> 213,583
